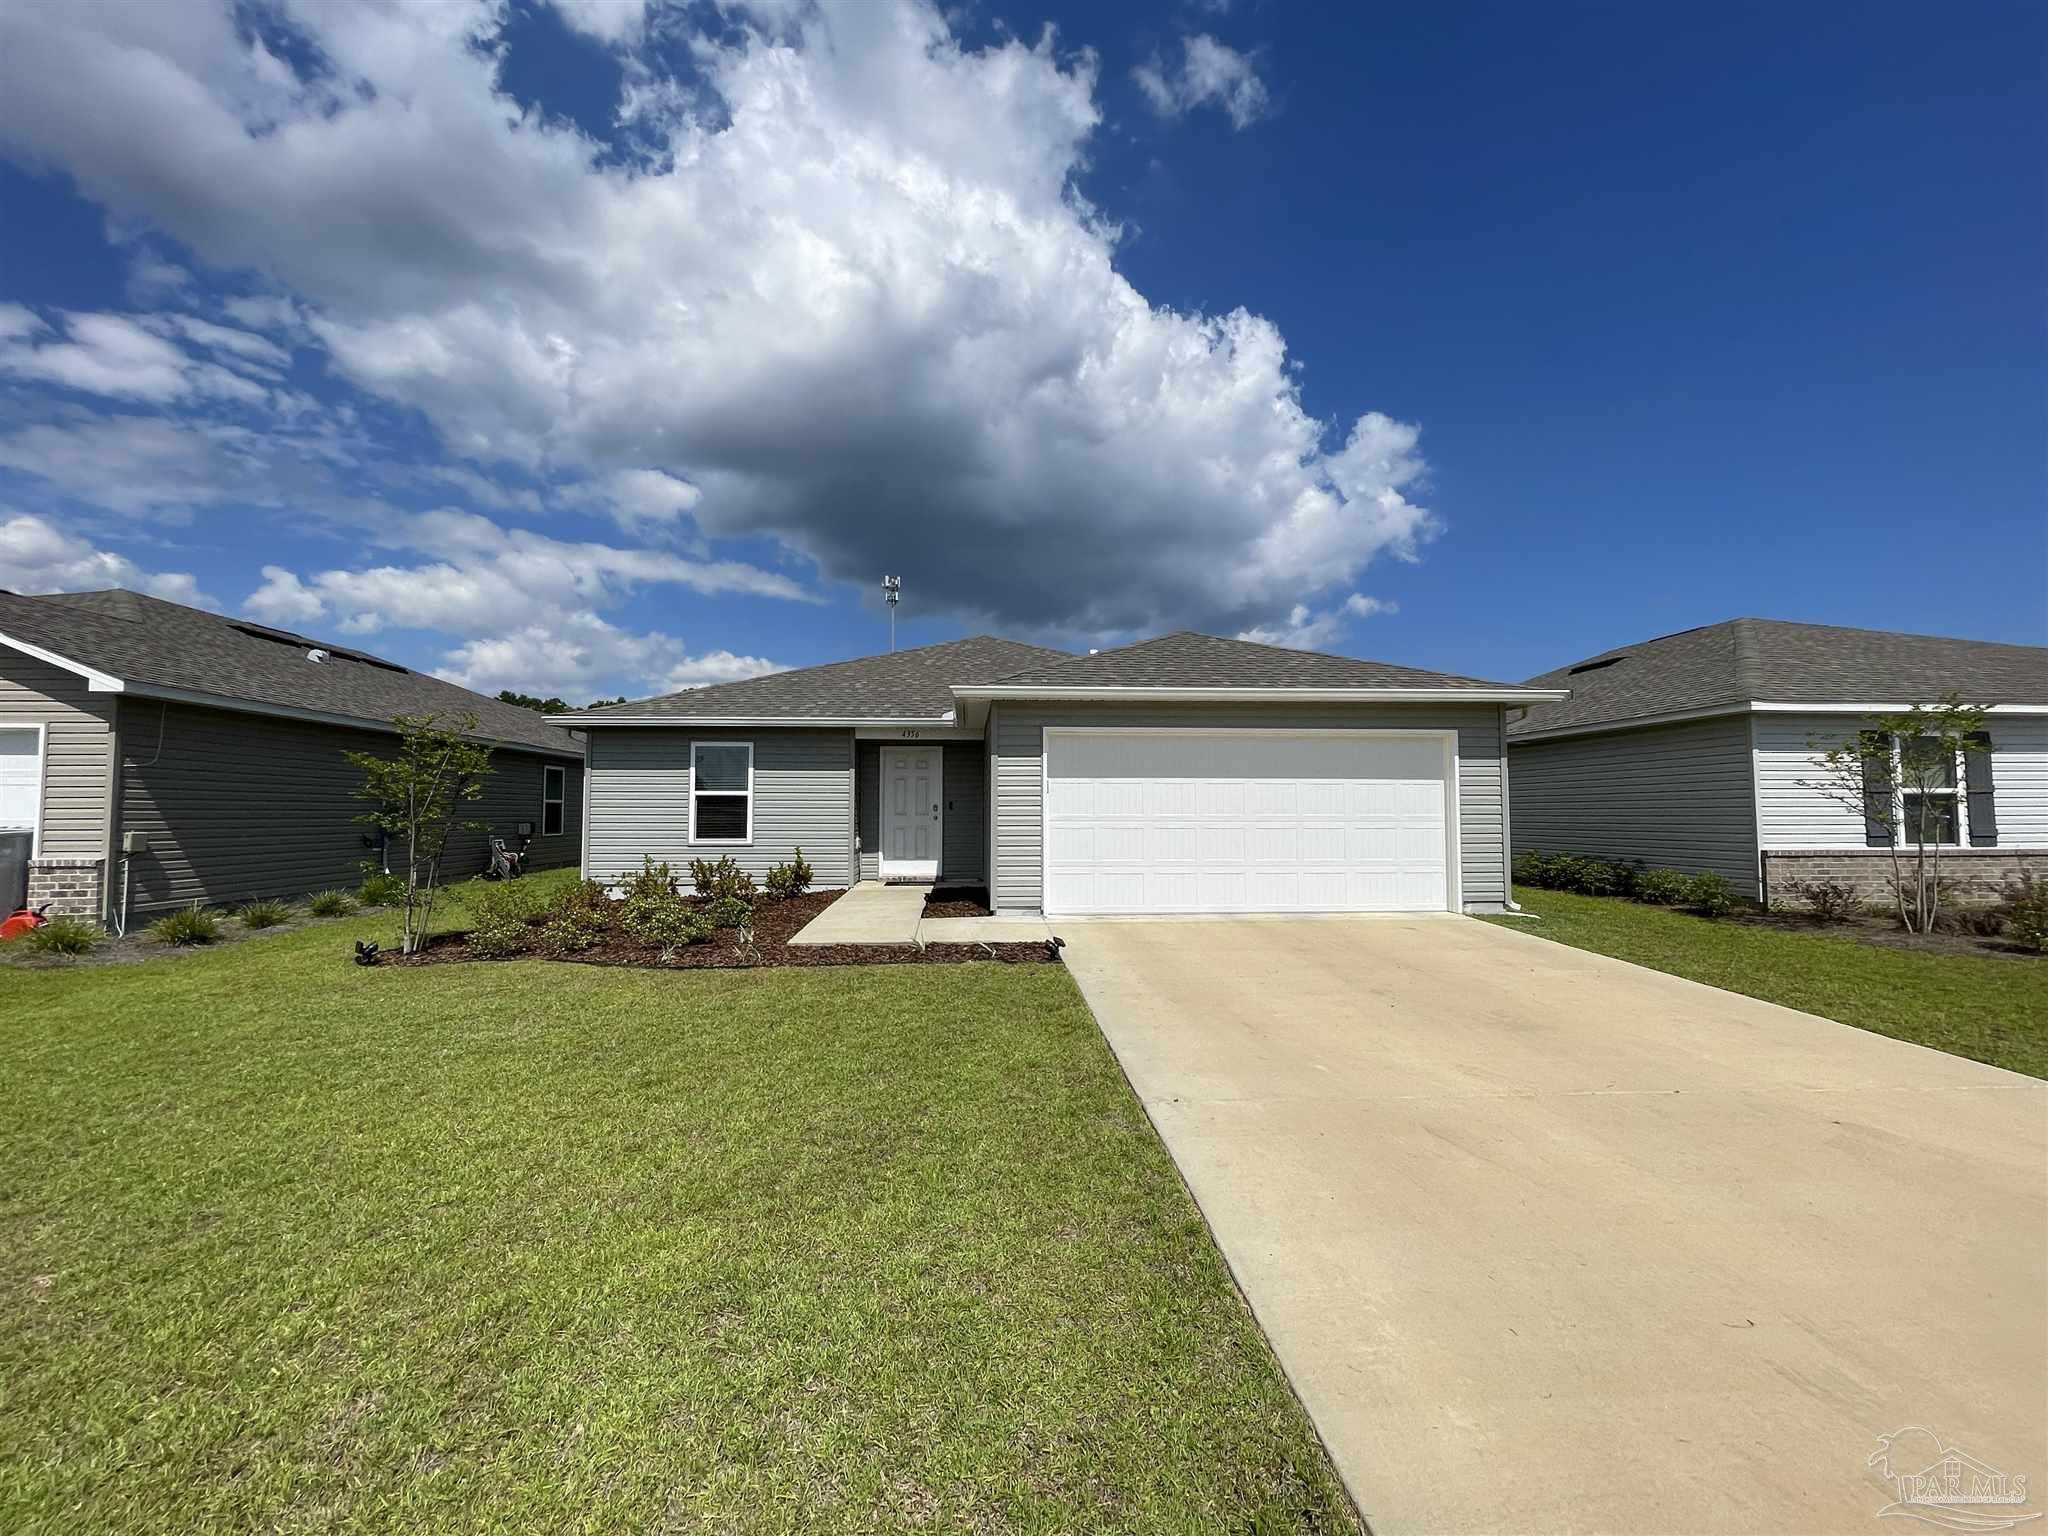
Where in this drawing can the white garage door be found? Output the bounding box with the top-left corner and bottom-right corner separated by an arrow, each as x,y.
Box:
1044,729 -> 1454,915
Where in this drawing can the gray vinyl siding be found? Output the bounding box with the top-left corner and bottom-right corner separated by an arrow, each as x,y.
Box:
990,702 -> 1506,913
1509,715 -> 1758,897
0,646 -> 114,864
114,699 -> 582,914
584,727 -> 854,888
941,741 -> 986,883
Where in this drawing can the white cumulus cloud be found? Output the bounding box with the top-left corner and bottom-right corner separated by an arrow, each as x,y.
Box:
0,510 -> 216,607
0,0 -> 1427,641
1134,35 -> 1269,129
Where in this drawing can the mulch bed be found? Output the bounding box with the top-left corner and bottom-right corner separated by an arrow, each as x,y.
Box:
922,884 -> 993,918
1729,908 -> 2037,960
393,888 -> 1057,970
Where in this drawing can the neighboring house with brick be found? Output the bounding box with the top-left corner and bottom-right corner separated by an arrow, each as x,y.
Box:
0,589 -> 584,929
1507,618 -> 2048,906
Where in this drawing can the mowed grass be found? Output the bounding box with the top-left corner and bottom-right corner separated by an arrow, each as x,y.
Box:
0,893 -> 1355,1534
1484,888 -> 2046,1078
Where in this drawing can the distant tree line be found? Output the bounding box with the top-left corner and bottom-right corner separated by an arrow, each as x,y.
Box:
497,690 -> 629,715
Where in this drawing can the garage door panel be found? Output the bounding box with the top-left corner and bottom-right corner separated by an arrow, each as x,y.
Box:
1045,731 -> 1452,915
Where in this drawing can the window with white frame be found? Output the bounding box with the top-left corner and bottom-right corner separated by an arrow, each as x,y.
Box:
0,727 -> 41,844
691,741 -> 752,843
1897,736 -> 1961,846
541,764 -> 566,836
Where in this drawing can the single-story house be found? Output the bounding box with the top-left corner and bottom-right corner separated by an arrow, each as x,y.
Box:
560,631 -> 1566,917
0,588 -> 585,928
1507,617 -> 2048,906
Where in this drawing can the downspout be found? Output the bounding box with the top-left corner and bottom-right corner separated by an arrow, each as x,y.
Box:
1500,703 -> 1534,917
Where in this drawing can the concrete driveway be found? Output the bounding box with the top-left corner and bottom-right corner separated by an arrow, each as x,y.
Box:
1059,915 -> 2047,1535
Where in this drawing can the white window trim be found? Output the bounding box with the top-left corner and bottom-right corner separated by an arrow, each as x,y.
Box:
1895,736 -> 1968,850
0,722 -> 47,858
689,740 -> 754,846
541,763 -> 566,837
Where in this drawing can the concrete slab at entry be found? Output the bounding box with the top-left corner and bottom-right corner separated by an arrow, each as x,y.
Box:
785,881 -> 927,946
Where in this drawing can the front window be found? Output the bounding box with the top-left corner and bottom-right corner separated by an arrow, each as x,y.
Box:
541,764 -> 565,836
1898,736 -> 1960,846
691,741 -> 752,843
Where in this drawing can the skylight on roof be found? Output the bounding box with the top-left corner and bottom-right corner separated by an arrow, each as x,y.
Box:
1567,655 -> 1629,675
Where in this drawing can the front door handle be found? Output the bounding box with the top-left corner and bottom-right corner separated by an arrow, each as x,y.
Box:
931,804 -> 940,820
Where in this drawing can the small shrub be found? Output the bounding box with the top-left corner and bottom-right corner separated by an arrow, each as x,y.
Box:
622,856 -> 681,905
1791,879 -> 1862,924
534,908 -> 608,958
308,889 -> 357,917
1998,874 -> 2048,954
634,901 -> 713,953
1632,868 -> 1689,906
18,917 -> 101,956
1572,859 -> 1626,898
704,894 -> 752,930
690,855 -> 757,903
1681,872 -> 1734,918
765,847 -> 814,901
528,879 -> 613,958
466,879 -> 546,958
357,863 -> 406,907
149,905 -> 223,946
1511,850 -> 1545,889
237,898 -> 293,930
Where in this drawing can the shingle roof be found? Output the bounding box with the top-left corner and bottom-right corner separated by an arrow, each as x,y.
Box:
564,634 -> 1073,721
1512,618 -> 2048,738
963,630 -> 1530,691
0,589 -> 581,754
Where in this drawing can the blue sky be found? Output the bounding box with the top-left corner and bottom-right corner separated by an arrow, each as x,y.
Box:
0,0 -> 2040,702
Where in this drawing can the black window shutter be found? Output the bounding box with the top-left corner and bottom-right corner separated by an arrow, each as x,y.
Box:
1859,731 -> 1894,847
1963,730 -> 1997,846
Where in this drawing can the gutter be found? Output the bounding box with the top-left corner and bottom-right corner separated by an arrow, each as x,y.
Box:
557,713 -> 959,727
950,685 -> 1571,705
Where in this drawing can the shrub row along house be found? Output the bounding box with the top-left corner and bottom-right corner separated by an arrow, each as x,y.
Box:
0,589 -> 584,929
559,632 -> 1566,917
1509,618 -> 2048,907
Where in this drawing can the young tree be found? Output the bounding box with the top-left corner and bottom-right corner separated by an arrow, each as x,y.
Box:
346,713 -> 495,954
1803,693 -> 1991,935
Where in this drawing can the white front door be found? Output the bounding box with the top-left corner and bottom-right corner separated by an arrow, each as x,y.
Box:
1043,728 -> 1455,915
880,745 -> 942,882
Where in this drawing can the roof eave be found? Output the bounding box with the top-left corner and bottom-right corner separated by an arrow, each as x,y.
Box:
0,627 -> 127,693
558,713 -> 959,727
1509,697 -> 2048,744
120,680 -> 582,755
951,685 -> 1570,704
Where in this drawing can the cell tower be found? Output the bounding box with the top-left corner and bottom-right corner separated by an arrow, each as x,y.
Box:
882,574 -> 901,650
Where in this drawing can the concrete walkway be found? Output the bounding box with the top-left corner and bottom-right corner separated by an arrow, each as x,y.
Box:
784,881 -> 925,945
1061,915 -> 2048,1535
788,884 -> 1056,946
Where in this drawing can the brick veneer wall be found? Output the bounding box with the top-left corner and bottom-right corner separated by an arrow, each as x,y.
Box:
26,857 -> 105,925
1763,850 -> 2047,911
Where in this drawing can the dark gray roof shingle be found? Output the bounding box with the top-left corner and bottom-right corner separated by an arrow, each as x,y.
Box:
1512,618 -> 2048,737
965,630 -> 1528,691
566,634 -> 1072,721
0,589 -> 581,754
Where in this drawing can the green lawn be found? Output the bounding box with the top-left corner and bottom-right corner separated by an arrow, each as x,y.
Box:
1484,888 -> 2047,1078
0,892 -> 1354,1534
